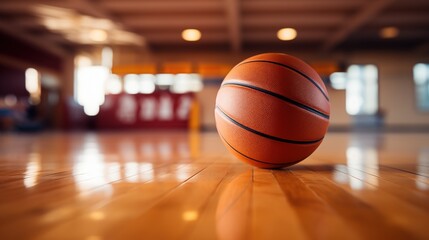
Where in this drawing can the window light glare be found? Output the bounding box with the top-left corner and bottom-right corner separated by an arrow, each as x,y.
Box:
101,47 -> 113,69
414,63 -> 427,85
346,65 -> 378,116
170,74 -> 203,93
124,74 -> 140,94
106,74 -> 122,94
277,28 -> 297,41
75,66 -> 109,116
413,63 -> 429,111
140,74 -> 156,94
84,104 -> 100,116
156,74 -> 175,86
25,68 -> 40,94
330,72 -> 347,90
182,29 -> 201,42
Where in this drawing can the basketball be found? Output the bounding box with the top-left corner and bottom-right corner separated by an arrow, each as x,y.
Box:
215,53 -> 330,168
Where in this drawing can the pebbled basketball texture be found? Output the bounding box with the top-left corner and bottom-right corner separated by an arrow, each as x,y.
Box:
215,53 -> 330,168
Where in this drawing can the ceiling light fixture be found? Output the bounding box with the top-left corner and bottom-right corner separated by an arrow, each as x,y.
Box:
277,28 -> 297,41
89,29 -> 108,42
380,26 -> 399,39
182,29 -> 201,42
34,5 -> 143,46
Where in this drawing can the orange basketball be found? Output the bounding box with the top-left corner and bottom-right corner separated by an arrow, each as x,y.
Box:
215,53 -> 330,168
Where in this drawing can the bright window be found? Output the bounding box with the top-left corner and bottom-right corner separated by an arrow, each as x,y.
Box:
346,65 -> 378,115
170,74 -> 203,93
25,68 -> 41,103
413,63 -> 429,111
140,74 -> 156,94
124,74 -> 140,94
74,66 -> 109,116
329,72 -> 347,90
105,74 -> 122,94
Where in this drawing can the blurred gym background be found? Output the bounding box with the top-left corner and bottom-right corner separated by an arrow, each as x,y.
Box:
1,0 -> 429,133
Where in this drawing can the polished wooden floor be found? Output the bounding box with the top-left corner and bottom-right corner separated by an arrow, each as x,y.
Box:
0,131 -> 428,239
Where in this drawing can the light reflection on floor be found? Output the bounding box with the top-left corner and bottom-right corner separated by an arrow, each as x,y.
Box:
417,148 -> 429,190
1,131 -> 429,239
16,131 -> 429,195
24,153 -> 41,188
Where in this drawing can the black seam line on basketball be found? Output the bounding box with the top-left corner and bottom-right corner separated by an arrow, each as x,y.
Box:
215,106 -> 323,145
218,132 -> 288,166
237,60 -> 329,102
221,82 -> 330,120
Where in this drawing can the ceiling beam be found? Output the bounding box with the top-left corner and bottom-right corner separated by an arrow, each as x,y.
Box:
0,1 -> 76,13
322,0 -> 394,52
122,16 -> 225,29
67,0 -> 144,46
243,0 -> 363,12
0,2 -> 32,12
101,1 -> 223,13
243,14 -> 343,28
373,13 -> 429,26
225,0 -> 241,53
0,21 -> 68,58
69,0 -> 111,20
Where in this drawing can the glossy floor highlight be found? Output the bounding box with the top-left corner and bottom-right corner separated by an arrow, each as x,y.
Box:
0,131 -> 428,239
